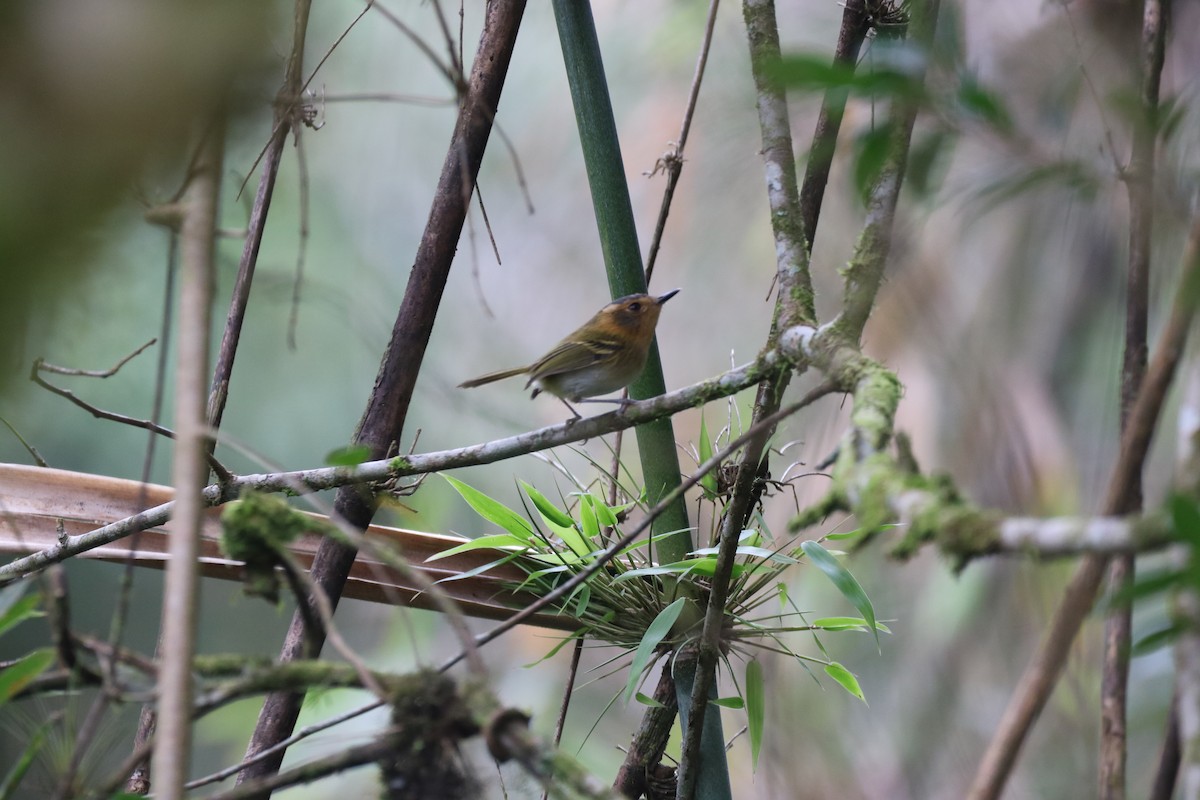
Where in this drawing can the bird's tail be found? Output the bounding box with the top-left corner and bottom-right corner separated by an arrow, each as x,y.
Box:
457,366 -> 528,389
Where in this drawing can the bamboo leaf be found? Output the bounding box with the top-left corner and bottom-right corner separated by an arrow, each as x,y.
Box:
699,412 -> 717,499
324,444 -> 373,466
801,540 -> 878,649
443,474 -> 534,541
0,586 -> 41,641
635,692 -> 667,708
810,616 -> 892,633
0,649 -> 54,705
746,658 -> 765,770
824,661 -> 866,703
425,533 -> 529,562
522,481 -> 577,529
623,598 -> 686,703
579,494 -> 600,543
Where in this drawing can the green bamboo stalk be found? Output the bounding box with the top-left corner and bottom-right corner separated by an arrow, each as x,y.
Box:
550,0 -> 692,568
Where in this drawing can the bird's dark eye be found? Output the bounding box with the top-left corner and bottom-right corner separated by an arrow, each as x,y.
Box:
628,302 -> 641,312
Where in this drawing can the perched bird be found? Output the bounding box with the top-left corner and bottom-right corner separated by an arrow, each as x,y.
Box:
458,289 -> 680,418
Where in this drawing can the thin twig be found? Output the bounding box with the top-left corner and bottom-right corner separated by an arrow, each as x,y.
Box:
123,230 -> 178,793
285,128 -> 311,350
30,357 -> 232,483
540,638 -> 585,800
235,1 -> 365,200
1101,0 -> 1167,794
643,0 -> 721,284
35,339 -> 157,377
183,700 -> 386,790
204,737 -> 397,800
0,412 -> 48,467
321,91 -> 453,106
371,0 -> 460,88
32,361 -> 176,440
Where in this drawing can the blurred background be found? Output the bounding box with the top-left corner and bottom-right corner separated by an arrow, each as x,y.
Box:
2,0 -> 1198,797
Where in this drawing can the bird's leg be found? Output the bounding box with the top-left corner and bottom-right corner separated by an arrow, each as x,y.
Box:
557,396 -> 583,421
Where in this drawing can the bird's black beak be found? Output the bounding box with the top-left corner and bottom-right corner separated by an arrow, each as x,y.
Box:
656,288 -> 681,305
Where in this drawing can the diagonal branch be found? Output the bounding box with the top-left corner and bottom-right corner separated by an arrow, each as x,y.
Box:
234,2 -> 528,789
969,207 -> 1200,800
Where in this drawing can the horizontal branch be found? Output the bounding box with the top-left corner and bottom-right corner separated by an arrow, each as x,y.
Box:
889,489 -> 1173,561
0,353 -> 784,582
782,323 -> 1178,562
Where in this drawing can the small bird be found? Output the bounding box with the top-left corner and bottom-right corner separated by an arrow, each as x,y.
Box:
458,289 -> 680,418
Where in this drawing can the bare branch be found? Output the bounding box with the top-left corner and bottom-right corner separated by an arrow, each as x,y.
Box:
0,354 -> 781,583
153,114 -> 223,800
643,0 -> 720,284
35,338 -> 156,377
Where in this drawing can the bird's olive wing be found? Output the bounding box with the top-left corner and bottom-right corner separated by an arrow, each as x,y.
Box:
528,336 -> 620,379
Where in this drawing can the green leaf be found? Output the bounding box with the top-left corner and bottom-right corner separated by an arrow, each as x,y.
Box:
579,494 -> 600,543
592,496 -> 620,527
699,412 -> 717,499
425,533 -> 530,562
906,129 -> 953,199
824,661 -> 866,703
712,696 -> 744,709
690,545 -> 799,564
615,558 -> 761,581
974,161 -> 1099,210
613,562 -> 701,581
623,598 -> 686,703
521,482 -> 576,530
1132,624 -> 1181,656
324,444 -> 374,466
811,616 -> 892,633
635,692 -> 667,708
745,658 -> 764,770
957,77 -> 1013,133
433,554 -> 521,584
1104,567 -> 1185,609
538,513 -> 594,559
443,475 -> 534,541
767,53 -> 926,102
801,541 -> 879,649
523,632 -> 584,668
570,584 -> 592,618
1170,493 -> 1200,547
0,585 -> 41,640
0,649 -> 55,704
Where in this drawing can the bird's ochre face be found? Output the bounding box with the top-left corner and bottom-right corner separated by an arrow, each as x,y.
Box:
600,289 -> 680,337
